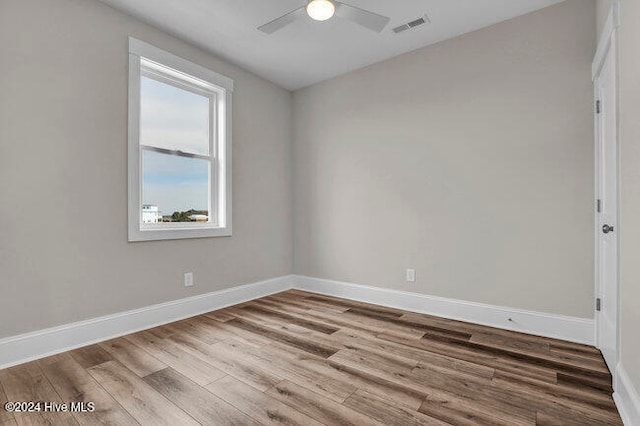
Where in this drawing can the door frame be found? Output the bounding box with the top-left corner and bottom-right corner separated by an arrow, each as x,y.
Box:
592,1 -> 620,380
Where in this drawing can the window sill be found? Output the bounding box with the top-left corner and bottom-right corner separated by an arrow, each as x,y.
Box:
128,226 -> 232,242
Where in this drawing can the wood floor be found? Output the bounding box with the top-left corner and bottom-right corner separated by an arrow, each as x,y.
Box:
0,290 -> 622,426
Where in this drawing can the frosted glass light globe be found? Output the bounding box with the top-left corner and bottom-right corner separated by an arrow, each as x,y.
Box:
306,0 -> 336,21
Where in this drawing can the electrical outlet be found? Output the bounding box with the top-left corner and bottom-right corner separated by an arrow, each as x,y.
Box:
406,269 -> 416,283
184,272 -> 194,287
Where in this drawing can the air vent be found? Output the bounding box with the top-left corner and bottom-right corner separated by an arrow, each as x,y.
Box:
408,18 -> 426,28
392,14 -> 430,34
393,24 -> 410,34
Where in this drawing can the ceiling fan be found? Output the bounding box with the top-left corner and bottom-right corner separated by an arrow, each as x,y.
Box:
258,0 -> 390,34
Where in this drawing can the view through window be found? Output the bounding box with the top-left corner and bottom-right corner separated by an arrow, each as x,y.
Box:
140,65 -> 214,225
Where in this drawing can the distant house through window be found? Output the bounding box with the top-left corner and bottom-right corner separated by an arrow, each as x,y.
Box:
128,38 -> 233,241
142,205 -> 161,224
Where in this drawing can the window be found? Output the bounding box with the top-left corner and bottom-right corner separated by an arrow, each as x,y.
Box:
128,38 -> 233,241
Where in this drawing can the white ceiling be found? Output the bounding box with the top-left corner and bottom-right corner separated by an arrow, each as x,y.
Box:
99,0 -> 566,90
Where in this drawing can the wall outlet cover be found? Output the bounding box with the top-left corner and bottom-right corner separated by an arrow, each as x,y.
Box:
184,272 -> 194,287
406,269 -> 416,283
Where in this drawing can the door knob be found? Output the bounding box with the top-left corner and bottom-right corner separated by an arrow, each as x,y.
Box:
602,224 -> 614,234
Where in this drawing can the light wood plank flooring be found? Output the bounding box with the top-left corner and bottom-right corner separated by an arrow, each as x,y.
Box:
0,290 -> 622,425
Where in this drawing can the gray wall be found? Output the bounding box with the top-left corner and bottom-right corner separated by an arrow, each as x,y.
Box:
0,0 -> 605,343
293,0 -> 596,318
0,0 -> 293,338
618,0 -> 640,405
597,0 -> 640,407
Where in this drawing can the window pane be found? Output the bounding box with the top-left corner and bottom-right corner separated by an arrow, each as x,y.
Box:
140,75 -> 210,156
142,150 -> 210,223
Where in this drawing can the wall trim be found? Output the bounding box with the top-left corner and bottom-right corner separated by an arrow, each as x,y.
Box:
293,275 -> 595,345
613,363 -> 640,426
593,1 -> 620,79
0,273 -> 598,370
0,275 -> 294,370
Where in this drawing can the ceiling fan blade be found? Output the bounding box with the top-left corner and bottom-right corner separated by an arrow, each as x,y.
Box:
334,2 -> 390,33
258,6 -> 306,34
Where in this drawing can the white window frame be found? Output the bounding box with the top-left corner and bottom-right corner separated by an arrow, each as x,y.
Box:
128,37 -> 233,242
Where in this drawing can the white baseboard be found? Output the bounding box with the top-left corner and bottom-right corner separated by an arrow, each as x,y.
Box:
0,275 -> 294,370
0,273 -> 598,371
293,275 -> 595,345
614,364 -> 640,426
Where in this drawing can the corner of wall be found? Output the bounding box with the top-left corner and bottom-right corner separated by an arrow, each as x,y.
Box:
614,363 -> 640,425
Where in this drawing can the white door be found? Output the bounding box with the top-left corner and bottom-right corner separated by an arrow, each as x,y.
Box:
594,25 -> 618,373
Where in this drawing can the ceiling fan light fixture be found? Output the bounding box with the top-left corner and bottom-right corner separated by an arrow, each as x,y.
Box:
306,0 -> 336,21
